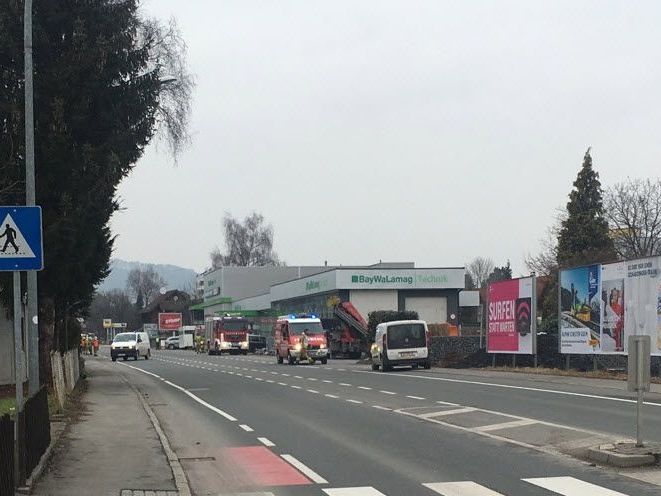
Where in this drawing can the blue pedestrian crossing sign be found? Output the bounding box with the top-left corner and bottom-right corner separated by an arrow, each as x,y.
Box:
0,206 -> 44,271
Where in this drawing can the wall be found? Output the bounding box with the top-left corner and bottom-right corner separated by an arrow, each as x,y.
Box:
404,296 -> 447,324
398,289 -> 460,326
349,290 -> 398,320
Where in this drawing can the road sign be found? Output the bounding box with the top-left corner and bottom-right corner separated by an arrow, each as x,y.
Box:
103,319 -> 112,328
112,322 -> 127,329
0,206 -> 43,271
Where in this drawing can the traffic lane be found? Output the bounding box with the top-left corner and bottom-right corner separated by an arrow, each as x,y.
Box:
161,352 -> 661,441
134,353 -> 660,495
113,359 -> 321,495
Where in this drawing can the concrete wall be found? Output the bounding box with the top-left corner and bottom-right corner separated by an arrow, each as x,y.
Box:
349,290 -> 398,319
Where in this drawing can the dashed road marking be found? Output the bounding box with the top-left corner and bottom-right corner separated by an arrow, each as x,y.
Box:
239,424 -> 254,432
257,437 -> 275,447
281,454 -> 328,484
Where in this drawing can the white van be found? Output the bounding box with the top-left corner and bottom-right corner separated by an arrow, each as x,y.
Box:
371,320 -> 430,372
111,331 -> 151,361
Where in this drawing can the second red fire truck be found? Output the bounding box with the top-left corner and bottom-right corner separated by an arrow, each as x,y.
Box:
205,315 -> 252,355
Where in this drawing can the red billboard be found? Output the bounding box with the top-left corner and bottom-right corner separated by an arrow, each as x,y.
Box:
159,312 -> 182,330
487,277 -> 536,354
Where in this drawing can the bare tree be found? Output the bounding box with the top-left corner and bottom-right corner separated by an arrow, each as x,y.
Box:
210,212 -> 281,268
126,266 -> 166,308
466,257 -> 494,289
604,178 -> 661,259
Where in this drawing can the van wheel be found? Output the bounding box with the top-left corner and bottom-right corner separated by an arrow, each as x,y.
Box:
412,363 -> 419,369
122,356 -> 127,361
134,352 -> 139,361
145,350 -> 150,360
288,353 -> 295,365
277,355 -> 284,364
321,358 -> 328,365
423,360 -> 431,370
112,357 -> 117,362
371,363 -> 379,371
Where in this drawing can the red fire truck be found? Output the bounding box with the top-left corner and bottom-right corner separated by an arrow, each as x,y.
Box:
205,316 -> 252,355
273,314 -> 329,365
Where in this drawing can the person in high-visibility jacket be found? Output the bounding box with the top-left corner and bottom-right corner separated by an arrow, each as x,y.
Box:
299,330 -> 310,363
196,335 -> 205,354
92,336 -> 100,356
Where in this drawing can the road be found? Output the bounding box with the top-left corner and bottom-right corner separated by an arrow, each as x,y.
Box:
106,349 -> 661,495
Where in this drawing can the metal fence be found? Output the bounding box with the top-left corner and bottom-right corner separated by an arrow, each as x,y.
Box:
0,413 -> 13,496
23,387 -> 50,478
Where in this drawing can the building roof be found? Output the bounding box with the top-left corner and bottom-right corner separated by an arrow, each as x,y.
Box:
140,290 -> 191,314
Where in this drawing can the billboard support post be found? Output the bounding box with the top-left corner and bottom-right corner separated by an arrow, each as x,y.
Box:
512,354 -> 516,367
628,335 -> 651,448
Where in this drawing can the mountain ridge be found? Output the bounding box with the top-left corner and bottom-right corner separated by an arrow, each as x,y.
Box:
98,258 -> 197,293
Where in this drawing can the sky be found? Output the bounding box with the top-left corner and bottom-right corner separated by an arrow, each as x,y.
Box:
110,0 -> 661,276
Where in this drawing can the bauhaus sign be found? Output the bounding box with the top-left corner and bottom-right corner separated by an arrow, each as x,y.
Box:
159,312 -> 182,330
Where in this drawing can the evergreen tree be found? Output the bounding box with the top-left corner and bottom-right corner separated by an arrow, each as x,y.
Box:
486,261 -> 512,285
557,148 -> 615,268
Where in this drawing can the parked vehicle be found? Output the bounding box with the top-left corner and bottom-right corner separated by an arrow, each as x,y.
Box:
178,333 -> 194,350
370,320 -> 430,372
206,316 -> 252,355
164,336 -> 180,350
248,334 -> 267,353
111,331 -> 151,361
274,314 -> 329,365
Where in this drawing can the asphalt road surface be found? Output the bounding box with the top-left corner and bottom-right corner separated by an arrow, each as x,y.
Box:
106,349 -> 661,496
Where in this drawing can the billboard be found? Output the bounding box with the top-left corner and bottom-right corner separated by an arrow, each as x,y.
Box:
559,264 -> 601,353
158,312 -> 182,331
559,256 -> 661,355
487,277 -> 536,354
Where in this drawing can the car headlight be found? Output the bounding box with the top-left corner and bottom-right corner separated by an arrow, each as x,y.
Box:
294,343 -> 302,351
320,343 -> 327,349
242,340 -> 249,347
221,342 -> 230,348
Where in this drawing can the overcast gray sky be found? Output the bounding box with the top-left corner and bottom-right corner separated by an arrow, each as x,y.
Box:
110,0 -> 661,275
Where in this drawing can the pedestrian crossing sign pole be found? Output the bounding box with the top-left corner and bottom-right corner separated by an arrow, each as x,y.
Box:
0,206 -> 43,484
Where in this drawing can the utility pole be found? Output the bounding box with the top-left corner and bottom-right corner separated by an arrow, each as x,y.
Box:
25,0 -> 40,395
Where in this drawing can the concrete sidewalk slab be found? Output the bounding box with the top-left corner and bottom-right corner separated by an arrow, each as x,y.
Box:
32,358 -> 177,496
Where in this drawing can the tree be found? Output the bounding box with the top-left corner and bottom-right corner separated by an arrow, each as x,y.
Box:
87,289 -> 141,338
0,1 -> 193,376
556,148 -> 615,268
466,257 -> 494,289
126,267 -> 166,308
210,212 -> 281,267
486,261 -> 512,285
604,178 -> 661,259
464,273 -> 476,290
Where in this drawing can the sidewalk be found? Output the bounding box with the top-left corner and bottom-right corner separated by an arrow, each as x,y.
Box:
32,358 -> 178,496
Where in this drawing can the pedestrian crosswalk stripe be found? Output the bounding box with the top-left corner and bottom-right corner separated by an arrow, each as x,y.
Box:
523,477 -> 630,496
323,488 -> 386,495
424,481 -> 506,495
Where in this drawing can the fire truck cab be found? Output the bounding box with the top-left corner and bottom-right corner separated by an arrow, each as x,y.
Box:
274,314 -> 330,365
206,316 -> 252,355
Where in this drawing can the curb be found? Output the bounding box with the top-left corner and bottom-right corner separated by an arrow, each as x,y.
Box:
124,377 -> 191,496
587,445 -> 657,468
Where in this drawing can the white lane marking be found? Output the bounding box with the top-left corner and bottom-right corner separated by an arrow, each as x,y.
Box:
308,389 -> 320,394
419,407 -> 476,419
245,375 -> 253,379
325,394 -> 339,399
236,373 -> 244,376
266,380 -> 275,383
281,454 -> 329,484
406,395 -> 426,400
372,405 -> 392,411
323,380 -> 333,383
257,437 -> 276,447
281,373 -> 291,377
424,481 -> 506,495
213,370 -> 219,372
239,424 -> 254,432
339,383 -> 352,387
278,382 -> 288,386
308,378 -> 318,381
380,390 -> 396,395
346,399 -> 363,404
358,386 -> 372,390
360,371 -> 661,408
294,375 -> 303,379
337,369 -> 346,372
523,477 -> 629,496
255,377 -> 264,382
474,419 -> 538,432
291,385 -> 302,389
437,400 -> 460,406
270,372 -> 279,375
323,488 -> 385,495
122,364 -> 237,421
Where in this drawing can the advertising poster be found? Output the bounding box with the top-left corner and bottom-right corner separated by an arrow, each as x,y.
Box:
560,265 -> 601,353
158,312 -> 182,331
487,277 -> 535,354
600,262 -> 626,353
622,256 -> 661,354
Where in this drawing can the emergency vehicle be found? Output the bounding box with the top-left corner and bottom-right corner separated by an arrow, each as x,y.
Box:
273,314 -> 329,365
205,315 -> 252,355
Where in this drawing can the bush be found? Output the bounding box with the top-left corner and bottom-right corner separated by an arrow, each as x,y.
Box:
366,310 -> 419,343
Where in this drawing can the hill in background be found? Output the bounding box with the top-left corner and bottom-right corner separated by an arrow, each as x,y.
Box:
98,259 -> 197,293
